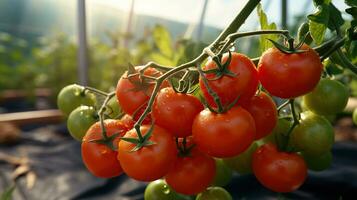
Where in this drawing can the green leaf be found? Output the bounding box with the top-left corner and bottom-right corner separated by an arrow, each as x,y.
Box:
345,0 -> 357,7
346,7 -> 357,19
313,0 -> 331,6
257,3 -> 278,53
152,25 -> 173,58
309,21 -> 327,44
308,4 -> 330,44
327,4 -> 344,30
150,52 -> 175,66
0,186 -> 15,200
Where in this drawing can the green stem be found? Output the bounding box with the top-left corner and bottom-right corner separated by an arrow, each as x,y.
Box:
320,37 -> 346,61
84,86 -> 108,96
283,99 -> 299,151
98,92 -> 116,140
277,100 -> 290,113
336,49 -> 357,74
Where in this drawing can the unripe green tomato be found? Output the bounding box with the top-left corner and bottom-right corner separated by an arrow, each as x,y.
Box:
57,84 -> 96,116
144,180 -> 186,200
223,142 -> 258,174
303,79 -> 349,115
353,108 -> 357,125
67,106 -> 98,141
291,112 -> 334,156
212,159 -> 232,187
196,187 -> 232,200
106,97 -> 122,119
262,118 -> 292,149
302,151 -> 332,171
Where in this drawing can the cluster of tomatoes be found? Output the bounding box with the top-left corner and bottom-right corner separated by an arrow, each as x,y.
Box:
57,43 -> 349,199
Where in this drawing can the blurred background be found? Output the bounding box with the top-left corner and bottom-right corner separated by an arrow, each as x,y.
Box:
0,0 -> 356,200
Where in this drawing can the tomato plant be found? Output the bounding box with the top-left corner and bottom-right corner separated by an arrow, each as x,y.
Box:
117,125 -> 177,182
192,106 -> 255,158
82,119 -> 128,178
252,143 -> 307,193
152,87 -> 204,137
67,106 -> 98,141
303,79 -> 349,115
57,84 -> 96,116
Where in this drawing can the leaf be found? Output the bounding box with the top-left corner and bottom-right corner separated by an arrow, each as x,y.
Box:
327,4 -> 344,30
0,186 -> 15,200
313,0 -> 331,6
257,3 -> 278,53
308,4 -> 330,24
309,21 -> 327,44
152,25 -> 173,58
346,7 -> 357,19
150,52 -> 175,66
308,4 -> 330,44
345,0 -> 357,7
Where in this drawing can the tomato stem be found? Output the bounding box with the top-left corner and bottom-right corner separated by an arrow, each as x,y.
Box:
98,92 -> 116,140
336,49 -> 357,74
319,37 -> 346,61
282,99 -> 300,151
83,86 -> 108,96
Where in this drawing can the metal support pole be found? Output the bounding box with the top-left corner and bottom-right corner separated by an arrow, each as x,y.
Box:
77,0 -> 88,85
281,0 -> 288,29
197,0 -> 209,41
124,0 -> 135,48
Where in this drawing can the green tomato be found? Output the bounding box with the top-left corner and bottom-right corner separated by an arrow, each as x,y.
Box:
212,159 -> 232,187
106,97 -> 122,119
291,112 -> 334,156
223,142 -> 258,174
57,84 -> 96,116
144,180 -> 187,200
196,187 -> 232,200
303,79 -> 349,115
302,151 -> 332,171
67,106 -> 98,141
262,118 -> 292,149
353,108 -> 357,125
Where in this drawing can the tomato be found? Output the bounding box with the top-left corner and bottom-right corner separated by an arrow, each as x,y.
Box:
120,114 -> 135,129
57,84 -> 96,116
106,97 -> 122,119
262,118 -> 292,148
291,112 -> 334,156
302,151 -> 332,171
353,108 -> 357,125
116,66 -> 169,115
241,92 -> 278,140
117,125 -> 176,181
252,143 -> 307,193
196,187 -> 232,200
67,106 -> 98,141
199,52 -> 258,108
144,180 -> 186,200
131,103 -> 152,125
192,106 -> 255,158
303,79 -> 349,115
81,119 -> 127,178
152,87 -> 204,137
165,147 -> 216,195
258,44 -> 323,98
212,159 -> 232,187
223,142 -> 258,174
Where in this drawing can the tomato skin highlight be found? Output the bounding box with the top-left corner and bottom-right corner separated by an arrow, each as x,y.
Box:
117,125 -> 177,182
192,106 -> 256,158
165,148 -> 216,195
200,52 -> 258,108
252,143 -> 307,193
116,66 -> 169,115
241,92 -> 278,140
152,87 -> 204,137
81,119 -> 128,178
258,44 -> 323,98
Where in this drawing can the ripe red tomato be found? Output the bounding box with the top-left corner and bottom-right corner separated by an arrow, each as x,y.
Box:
152,87 -> 204,137
117,125 -> 177,181
81,119 -> 128,178
252,143 -> 307,193
165,148 -> 216,195
258,44 -> 323,98
116,66 -> 169,115
120,114 -> 135,129
241,92 -> 278,140
199,52 -> 258,108
192,106 -> 255,158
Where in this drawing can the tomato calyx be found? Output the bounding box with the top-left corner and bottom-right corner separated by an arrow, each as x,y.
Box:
201,51 -> 237,81
88,132 -> 120,151
124,63 -> 157,96
175,137 -> 196,157
268,37 -> 307,54
120,123 -> 156,152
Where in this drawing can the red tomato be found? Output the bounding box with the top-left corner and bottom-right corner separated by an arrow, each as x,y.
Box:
258,44 -> 323,98
199,52 -> 258,108
81,119 -> 128,178
120,114 -> 135,129
241,92 -> 278,140
117,125 -> 177,181
252,143 -> 307,193
116,66 -> 169,115
192,106 -> 255,158
152,87 -> 204,137
165,148 -> 216,195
